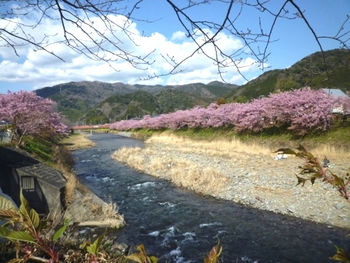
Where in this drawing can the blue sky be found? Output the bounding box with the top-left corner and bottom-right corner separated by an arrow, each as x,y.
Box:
0,0 -> 349,93
134,0 -> 349,65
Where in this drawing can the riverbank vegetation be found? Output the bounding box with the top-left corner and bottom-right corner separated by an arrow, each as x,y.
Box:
128,125 -> 350,160
0,90 -> 115,221
18,134 -> 77,203
61,133 -> 96,151
114,145 -> 231,196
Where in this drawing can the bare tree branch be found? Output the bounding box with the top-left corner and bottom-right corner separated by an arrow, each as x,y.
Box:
0,0 -> 349,82
0,28 -> 64,61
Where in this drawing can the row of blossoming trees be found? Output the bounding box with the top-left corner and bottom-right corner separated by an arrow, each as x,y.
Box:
0,91 -> 68,146
110,89 -> 350,135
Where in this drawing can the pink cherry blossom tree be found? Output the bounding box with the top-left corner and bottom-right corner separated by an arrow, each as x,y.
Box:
109,88 -> 350,135
0,91 -> 68,146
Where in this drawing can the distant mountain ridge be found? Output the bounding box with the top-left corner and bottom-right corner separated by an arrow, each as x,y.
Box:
36,49 -> 350,125
36,81 -> 238,124
84,89 -> 212,124
225,49 -> 350,102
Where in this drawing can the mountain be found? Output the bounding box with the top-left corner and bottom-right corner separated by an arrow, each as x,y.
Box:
35,81 -> 134,122
87,91 -> 159,124
36,81 -> 238,124
225,49 -> 350,102
156,89 -> 209,113
84,89 -> 210,124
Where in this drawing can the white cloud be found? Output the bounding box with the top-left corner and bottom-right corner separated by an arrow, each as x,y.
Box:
166,68 -> 219,85
171,31 -> 186,41
0,10 -> 261,91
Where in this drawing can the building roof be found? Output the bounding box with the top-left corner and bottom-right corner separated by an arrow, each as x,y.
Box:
0,146 -> 66,189
322,89 -> 349,98
16,163 -> 66,189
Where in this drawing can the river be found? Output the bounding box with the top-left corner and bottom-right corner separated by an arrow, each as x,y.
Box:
73,133 -> 349,263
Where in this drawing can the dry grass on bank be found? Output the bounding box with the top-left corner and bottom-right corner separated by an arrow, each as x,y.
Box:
64,188 -> 125,228
146,133 -> 350,161
311,144 -> 350,160
146,134 -> 273,157
82,195 -> 121,219
112,147 -> 231,196
61,133 -> 95,151
63,171 -> 78,205
112,133 -> 350,197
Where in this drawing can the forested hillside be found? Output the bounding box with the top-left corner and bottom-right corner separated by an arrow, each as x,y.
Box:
36,81 -> 237,124
226,49 -> 350,102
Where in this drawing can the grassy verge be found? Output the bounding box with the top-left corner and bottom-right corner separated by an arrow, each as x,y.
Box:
20,136 -> 77,204
76,128 -> 117,134
127,125 -> 350,160
130,125 -> 350,148
21,136 -> 56,164
58,133 -> 96,203
61,132 -> 95,151
129,128 -> 166,140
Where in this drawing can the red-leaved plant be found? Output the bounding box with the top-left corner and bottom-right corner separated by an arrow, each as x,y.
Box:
276,145 -> 350,200
0,191 -> 69,262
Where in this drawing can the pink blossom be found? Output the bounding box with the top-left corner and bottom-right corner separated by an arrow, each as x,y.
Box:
0,91 -> 68,145
109,88 -> 350,135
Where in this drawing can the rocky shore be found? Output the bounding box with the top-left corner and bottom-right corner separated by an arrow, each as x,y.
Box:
112,134 -> 350,229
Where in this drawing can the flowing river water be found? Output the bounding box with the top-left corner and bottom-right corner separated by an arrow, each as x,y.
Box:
73,133 -> 349,263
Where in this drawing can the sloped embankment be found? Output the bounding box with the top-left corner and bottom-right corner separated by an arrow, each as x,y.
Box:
61,133 -> 125,228
64,185 -> 125,228
112,134 -> 350,229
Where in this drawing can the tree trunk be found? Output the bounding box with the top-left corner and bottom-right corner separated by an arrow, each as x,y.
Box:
16,129 -> 26,148
10,128 -> 18,146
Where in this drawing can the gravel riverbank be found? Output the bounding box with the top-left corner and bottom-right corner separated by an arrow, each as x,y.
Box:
112,134 -> 350,229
